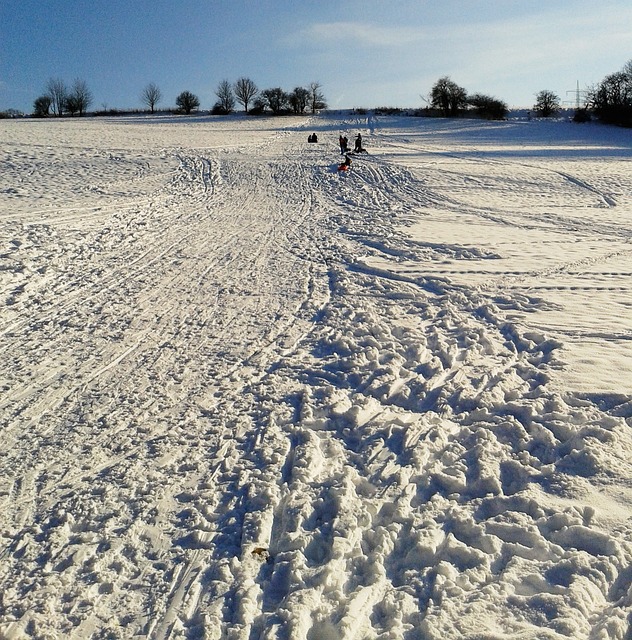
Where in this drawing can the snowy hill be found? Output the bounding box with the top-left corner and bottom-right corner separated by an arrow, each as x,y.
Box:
1,112 -> 631,639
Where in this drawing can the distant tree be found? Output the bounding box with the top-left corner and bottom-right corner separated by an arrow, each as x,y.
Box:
261,87 -> 289,114
215,80 -> 235,114
33,95 -> 52,117
467,93 -> 508,120
64,94 -> 80,116
233,77 -> 258,113
0,109 -> 23,119
308,81 -> 327,113
46,77 -> 68,116
250,96 -> 268,115
591,72 -> 629,107
533,90 -> 560,117
176,90 -> 200,114
141,82 -> 162,113
289,86 -> 310,114
68,78 -> 92,116
430,76 -> 467,117
589,66 -> 632,125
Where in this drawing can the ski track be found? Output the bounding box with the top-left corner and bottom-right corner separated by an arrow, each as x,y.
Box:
0,114 -> 631,640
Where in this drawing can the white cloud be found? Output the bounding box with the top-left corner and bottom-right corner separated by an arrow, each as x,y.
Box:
286,4 -> 632,108
295,22 -> 428,47
298,6 -> 632,57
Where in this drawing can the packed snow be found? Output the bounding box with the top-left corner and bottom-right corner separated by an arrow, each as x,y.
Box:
1,111 -> 631,640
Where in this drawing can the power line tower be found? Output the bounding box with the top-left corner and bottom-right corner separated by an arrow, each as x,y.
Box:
565,81 -> 588,108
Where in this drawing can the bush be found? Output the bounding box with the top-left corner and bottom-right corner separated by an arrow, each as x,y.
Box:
1,109 -> 24,118
211,102 -> 231,115
175,90 -> 200,115
467,94 -> 508,120
373,107 -> 404,115
33,95 -> 52,117
573,108 -> 591,123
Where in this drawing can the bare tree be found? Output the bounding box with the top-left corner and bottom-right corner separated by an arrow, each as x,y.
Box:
176,90 -> 200,114
588,66 -> 632,125
141,82 -> 162,113
46,77 -> 68,116
308,82 -> 327,113
533,90 -> 560,117
289,87 -> 310,114
261,88 -> 289,114
70,78 -> 93,116
65,94 -> 80,116
215,80 -> 235,114
233,77 -> 258,113
430,77 -> 467,117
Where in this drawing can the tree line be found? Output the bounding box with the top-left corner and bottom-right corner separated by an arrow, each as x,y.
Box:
426,77 -> 508,120
26,60 -> 632,126
33,78 -> 93,117
425,77 -> 555,120
210,79 -> 327,115
32,77 -> 327,117
527,59 -> 632,126
528,59 -> 632,126
587,59 -> 632,126
426,58 -> 632,127
424,78 -> 571,121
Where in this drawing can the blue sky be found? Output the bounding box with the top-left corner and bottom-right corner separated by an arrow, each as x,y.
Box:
2,0 -> 631,113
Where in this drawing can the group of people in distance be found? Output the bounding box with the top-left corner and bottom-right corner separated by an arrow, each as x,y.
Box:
337,133 -> 366,171
306,131 -> 367,172
339,133 -> 366,155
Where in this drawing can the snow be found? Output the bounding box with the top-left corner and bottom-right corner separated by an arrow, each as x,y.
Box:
1,111 -> 631,639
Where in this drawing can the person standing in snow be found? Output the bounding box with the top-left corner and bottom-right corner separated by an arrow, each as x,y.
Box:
354,133 -> 363,153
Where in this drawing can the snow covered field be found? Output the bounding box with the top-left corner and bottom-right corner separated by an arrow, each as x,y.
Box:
1,112 -> 631,639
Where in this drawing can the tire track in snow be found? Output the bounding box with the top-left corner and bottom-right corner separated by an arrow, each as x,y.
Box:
121,131 -> 337,639
1,127 -> 333,639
